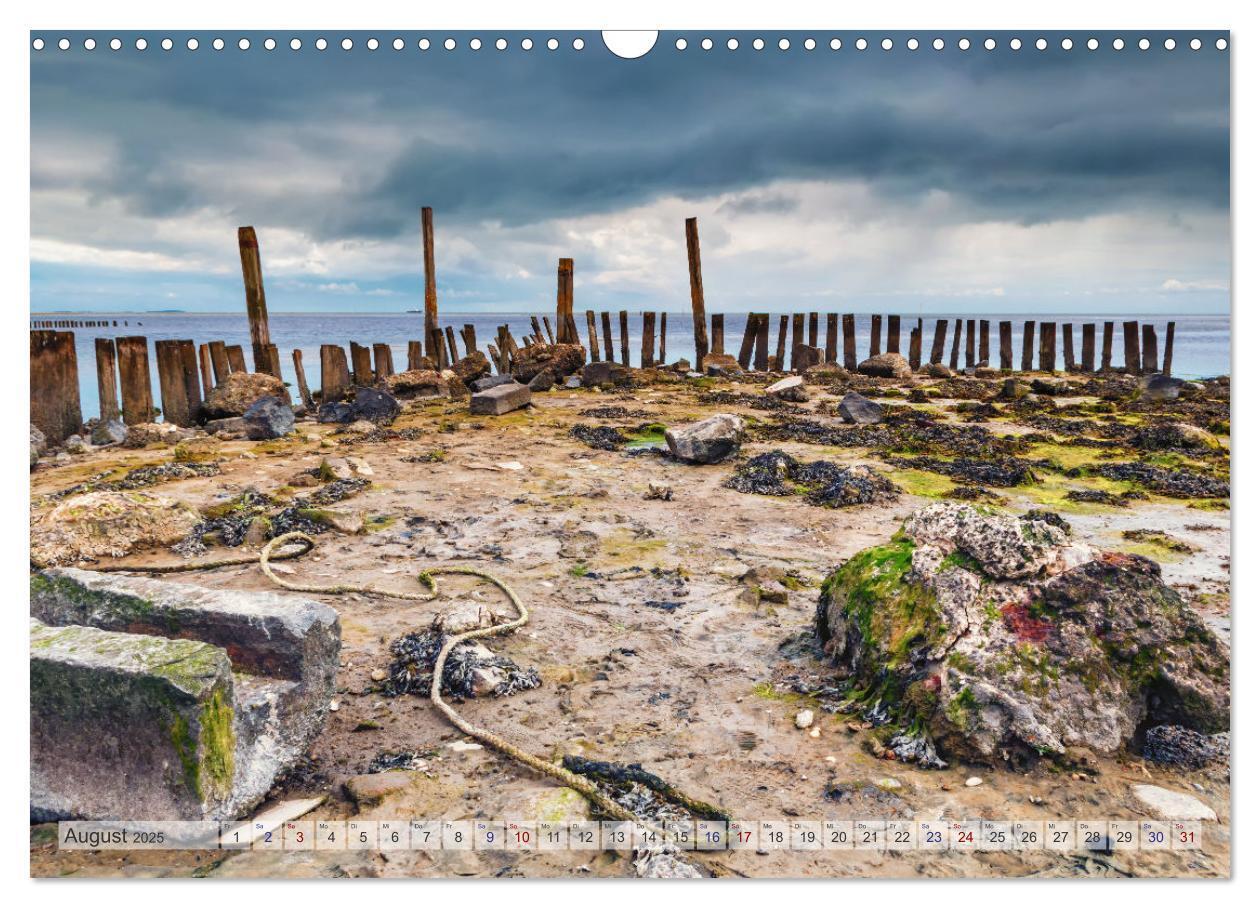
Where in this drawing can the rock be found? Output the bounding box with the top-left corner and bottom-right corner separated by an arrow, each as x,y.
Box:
700,352 -> 743,377
815,502 -> 1230,764
921,362 -> 952,378
382,370 -> 446,399
564,375 -> 582,389
30,570 -> 339,821
305,509 -> 364,535
795,709 -> 815,729
123,422 -> 193,448
856,352 -> 912,379
838,392 -> 883,425
1143,725 -> 1230,769
766,375 -> 808,402
470,381 -> 531,416
450,351 -> 492,387
341,419 -> 379,435
665,413 -> 744,464
1031,378 -> 1070,396
669,358 -> 692,373
202,372 -> 291,419
90,419 -> 127,446
874,777 -> 903,792
318,387 -> 401,425
470,373 -> 516,393
1141,374 -> 1185,402
582,361 -> 634,388
442,370 -> 471,399
792,344 -> 822,373
54,452 -> 71,464
804,363 -> 848,383
318,457 -> 356,480
526,369 -> 555,392
243,516 -> 270,547
511,343 -> 586,383
1131,784 -> 1217,821
31,424 -> 46,455
205,416 -> 248,435
64,434 -> 90,454
369,668 -> 388,682
965,776 -> 983,787
243,396 -> 295,440
439,603 -> 502,634
1132,422 -> 1219,452
30,491 -> 201,567
996,378 -> 1032,401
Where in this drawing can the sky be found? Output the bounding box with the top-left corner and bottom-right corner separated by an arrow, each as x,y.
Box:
30,30 -> 1230,316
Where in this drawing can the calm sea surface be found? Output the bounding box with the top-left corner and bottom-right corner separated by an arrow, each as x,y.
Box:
31,311 -> 1230,421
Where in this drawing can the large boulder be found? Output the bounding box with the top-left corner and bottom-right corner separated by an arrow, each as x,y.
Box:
382,369 -> 446,399
90,419 -> 127,446
451,351 -> 492,387
856,353 -> 912,380
665,414 -> 744,464
1141,374 -> 1184,402
201,372 -> 290,420
30,491 -> 201,567
123,422 -> 194,448
766,375 -> 808,402
511,343 -> 586,383
582,361 -> 634,388
317,387 -> 401,425
242,396 -> 295,440
838,392 -> 883,425
920,362 -> 952,379
700,352 -> 743,377
815,503 -> 1229,766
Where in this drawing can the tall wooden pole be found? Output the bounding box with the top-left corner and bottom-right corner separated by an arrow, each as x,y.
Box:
237,226 -> 273,374
422,207 -> 438,359
684,217 -> 709,365
557,258 -> 575,344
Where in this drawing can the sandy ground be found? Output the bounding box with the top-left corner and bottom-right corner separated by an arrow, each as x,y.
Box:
28,373 -> 1231,879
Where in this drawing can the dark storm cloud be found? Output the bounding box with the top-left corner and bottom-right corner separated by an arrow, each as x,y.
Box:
31,30 -> 1229,244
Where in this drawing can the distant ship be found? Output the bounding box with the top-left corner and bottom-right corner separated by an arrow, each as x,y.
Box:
405,309 -> 423,313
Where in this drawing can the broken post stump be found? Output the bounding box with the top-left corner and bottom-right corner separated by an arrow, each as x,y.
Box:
930,319 -> 948,365
1080,324 -> 1095,373
808,312 -> 819,348
208,341 -> 230,384
95,337 -> 120,423
754,314 -> 770,372
711,313 -> 725,356
965,319 -> 976,368
908,319 -> 922,370
601,312 -> 615,361
116,336 -> 154,426
887,314 -> 900,355
1063,324 -> 1077,372
556,258 -> 575,344
869,315 -> 882,358
292,349 -> 314,409
999,321 -> 1013,371
350,343 -> 373,385
1163,322 -> 1175,376
1142,324 -> 1159,373
684,217 -> 709,364
30,330 -> 82,444
407,340 -> 424,371
237,226 -> 274,376
1101,321 -> 1114,372
1022,321 -> 1036,372
775,315 -> 789,370
658,311 -> 667,365
373,343 -> 395,381
198,343 -> 214,399
1038,323 -> 1057,372
978,319 -> 989,365
320,345 -> 351,403
825,313 -> 838,364
949,319 -> 962,371
842,314 -> 857,371
619,311 -> 630,366
226,345 -> 247,374
641,311 -> 656,368
736,317 -> 756,371
790,314 -> 804,370
586,310 -> 601,362
1123,321 -> 1141,374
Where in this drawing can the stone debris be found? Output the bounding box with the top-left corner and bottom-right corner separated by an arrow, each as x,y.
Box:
470,381 -> 531,416
795,709 -> 815,729
665,413 -> 744,464
202,372 -> 291,419
318,387 -> 402,425
31,490 -> 201,566
856,352 -> 912,379
30,570 -> 340,820
243,396 -> 295,440
1131,784 -> 1217,821
765,375 -> 808,402
838,392 -> 883,425
90,418 -> 127,446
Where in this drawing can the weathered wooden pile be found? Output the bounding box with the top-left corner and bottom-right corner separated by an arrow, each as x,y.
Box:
29,211 -> 1179,445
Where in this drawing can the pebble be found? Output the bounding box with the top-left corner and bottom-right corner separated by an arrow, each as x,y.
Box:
809,727 -> 821,738
370,669 -> 387,682
965,776 -> 983,787
328,700 -> 340,712
874,777 -> 902,791
794,709 -> 814,729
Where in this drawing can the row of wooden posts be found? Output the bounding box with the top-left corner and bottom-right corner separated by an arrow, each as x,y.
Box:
30,213 -> 1178,445
30,319 -> 130,329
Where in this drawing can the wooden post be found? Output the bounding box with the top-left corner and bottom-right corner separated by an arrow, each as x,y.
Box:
421,207 -> 438,359
373,343 -> 395,381
556,258 -> 575,344
407,340 -> 424,371
965,319 -> 976,368
930,319 -> 948,364
684,217 -> 709,364
350,343 -> 372,385
433,328 -> 451,369
790,314 -> 804,370
154,340 -> 191,426
978,320 -> 989,366
736,316 -> 756,370
1101,322 -> 1114,372
641,312 -> 656,368
320,345 -> 351,403
1021,321 -> 1035,371
1163,322 -> 1176,376
208,340 -> 230,383
542,317 -> 555,345
1081,324 -> 1096,373
30,330 -> 82,443
658,312 -> 668,365
1142,324 -> 1159,373
1039,322 -> 1057,372
825,314 -> 838,364
586,310 -> 601,362
1063,324 -> 1077,372
754,314 -> 770,372
444,327 -> 459,364
908,319 -> 922,370
808,312 -> 819,348
775,315 -> 789,370
292,349 -> 314,409
226,345 -> 247,374
601,312 -> 615,361
116,336 -> 153,426
711,313 -> 725,356
999,321 -> 1013,371
949,319 -> 962,370
1123,321 -> 1141,374
95,337 -> 120,422
619,311 -> 630,366
842,314 -> 857,370
487,343 -> 503,374
197,343 -> 214,398
237,226 -> 275,375
463,324 -> 477,356
530,316 -> 544,343
869,315 -> 882,358
886,315 -> 900,354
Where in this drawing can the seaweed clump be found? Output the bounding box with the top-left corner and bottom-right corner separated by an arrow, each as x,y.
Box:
570,424 -> 627,451
725,450 -> 900,507
382,622 -> 541,700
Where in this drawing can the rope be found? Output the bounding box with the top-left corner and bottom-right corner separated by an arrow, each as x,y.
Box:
101,532 -> 643,825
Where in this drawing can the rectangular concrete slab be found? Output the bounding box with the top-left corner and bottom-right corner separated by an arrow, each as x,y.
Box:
470,381 -> 531,415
